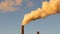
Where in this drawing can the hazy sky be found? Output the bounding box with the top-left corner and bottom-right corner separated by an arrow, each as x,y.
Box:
0,0 -> 60,34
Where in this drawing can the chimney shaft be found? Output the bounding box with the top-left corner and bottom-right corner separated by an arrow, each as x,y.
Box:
36,31 -> 39,34
21,25 -> 24,34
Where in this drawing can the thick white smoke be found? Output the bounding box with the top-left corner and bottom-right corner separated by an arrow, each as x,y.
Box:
22,0 -> 60,25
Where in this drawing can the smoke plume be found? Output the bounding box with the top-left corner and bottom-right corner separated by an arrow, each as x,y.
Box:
0,0 -> 23,13
22,0 -> 60,25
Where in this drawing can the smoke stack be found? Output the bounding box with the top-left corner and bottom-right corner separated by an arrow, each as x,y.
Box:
21,25 -> 24,34
36,31 -> 39,34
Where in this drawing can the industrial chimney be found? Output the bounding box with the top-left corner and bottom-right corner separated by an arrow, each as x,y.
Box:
36,31 -> 39,34
21,25 -> 24,34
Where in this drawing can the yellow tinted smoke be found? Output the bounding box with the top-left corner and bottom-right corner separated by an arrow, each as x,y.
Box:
22,0 -> 60,25
0,0 -> 23,13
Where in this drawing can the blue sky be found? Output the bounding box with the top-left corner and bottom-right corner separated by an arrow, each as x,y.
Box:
0,0 -> 60,34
